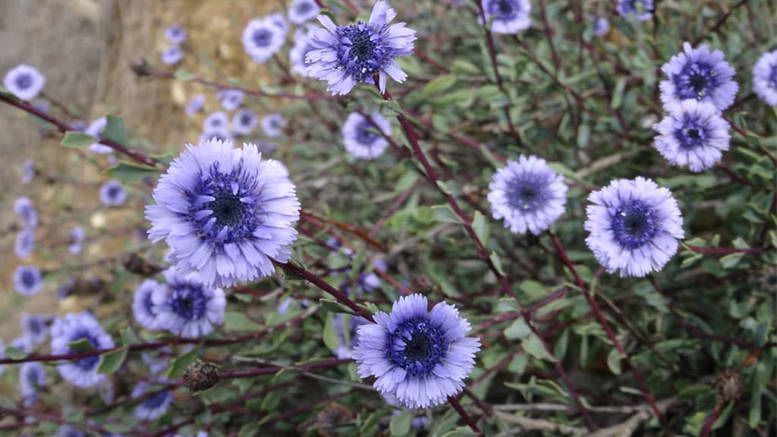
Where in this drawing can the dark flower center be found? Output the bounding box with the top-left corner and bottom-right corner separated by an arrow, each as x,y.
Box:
769,65 -> 777,90
674,114 -> 708,149
506,177 -> 548,212
675,62 -> 717,100
169,283 -> 208,321
253,29 -> 273,47
296,1 -> 314,15
70,331 -> 100,370
387,318 -> 447,377
208,189 -> 247,227
21,270 -> 36,288
27,318 -> 42,335
240,113 -> 252,125
15,74 -> 32,90
355,121 -> 380,146
336,24 -> 388,82
143,291 -> 156,315
611,200 -> 658,249
27,367 -> 41,385
489,0 -> 519,19
142,390 -> 170,409
108,185 -> 121,199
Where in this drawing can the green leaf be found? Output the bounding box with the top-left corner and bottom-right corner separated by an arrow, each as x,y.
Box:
389,411 -> 412,436
422,74 -> 457,96
504,319 -> 531,340
224,311 -> 262,331
607,348 -> 625,375
97,346 -> 128,374
323,312 -> 341,351
4,346 -> 27,360
521,334 -> 557,362
68,338 -> 95,352
431,205 -> 461,224
165,347 -> 200,379
104,115 -> 127,145
611,77 -> 627,109
319,298 -> 356,315
61,131 -> 96,149
472,211 -> 490,245
121,326 -> 141,346
441,427 -> 477,437
104,161 -> 160,183
490,252 -> 506,276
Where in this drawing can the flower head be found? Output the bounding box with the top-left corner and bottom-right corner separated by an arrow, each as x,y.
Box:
85,117 -> 113,154
290,26 -> 319,77
753,50 -> 777,107
68,226 -> 86,254
289,0 -> 320,24
100,180 -> 127,207
306,1 -> 416,95
617,0 -> 653,21
165,25 -> 187,44
14,265 -> 43,296
592,16 -> 610,36
585,177 -> 684,277
20,362 -> 45,406
199,128 -> 233,144
203,111 -> 229,132
653,100 -> 730,172
3,64 -> 45,101
242,16 -> 287,63
51,312 -> 115,387
342,111 -> 391,159
269,13 -> 289,34
481,0 -> 532,34
232,109 -> 258,135
261,113 -> 286,138
15,228 -> 35,259
353,294 -> 480,409
487,155 -> 567,235
22,314 -> 50,346
161,45 -> 183,65
146,139 -> 300,287
14,197 -> 38,228
133,279 -> 167,330
21,159 -> 35,184
186,94 -> 206,116
217,89 -> 244,112
132,382 -> 173,420
153,268 -> 226,338
659,42 -> 738,112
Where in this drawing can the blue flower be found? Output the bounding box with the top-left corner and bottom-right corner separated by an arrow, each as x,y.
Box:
217,89 -> 244,112
261,113 -> 286,138
3,64 -> 45,101
14,197 -> 38,228
132,382 -> 173,421
161,45 -> 183,66
592,16 -> 610,36
21,159 -> 35,184
659,42 -> 738,112
85,117 -> 114,154
653,99 -> 730,172
203,111 -> 229,132
146,139 -> 300,287
753,50 -> 777,107
68,226 -> 86,255
14,265 -> 43,296
306,1 -> 416,95
20,362 -> 45,406
290,26 -> 319,77
50,312 -> 115,387
242,16 -> 287,63
269,13 -> 289,34
342,111 -> 391,159
100,180 -> 127,207
487,155 -> 567,235
153,268 -> 226,338
133,279 -> 167,330
585,177 -> 684,277
481,0 -> 532,34
232,109 -> 258,135
186,94 -> 206,116
289,0 -> 320,25
199,128 -> 233,144
353,294 -> 481,409
617,0 -> 653,21
15,228 -> 35,259
22,314 -> 50,346
165,25 -> 187,44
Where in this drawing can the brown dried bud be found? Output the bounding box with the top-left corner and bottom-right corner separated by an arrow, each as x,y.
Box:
316,402 -> 351,437
123,253 -> 163,277
182,359 -> 221,392
714,370 -> 743,402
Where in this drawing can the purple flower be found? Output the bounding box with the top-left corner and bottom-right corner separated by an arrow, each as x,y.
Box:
592,16 -> 610,36
199,128 -> 233,144
289,0 -> 320,25
342,111 -> 391,159
242,16 -> 287,63
50,312 -> 115,387
165,25 -> 187,44
22,314 -> 50,346
353,294 -> 481,409
20,362 -> 45,406
306,1 -> 417,95
100,180 -> 127,207
217,89 -> 244,112
487,155 -> 567,235
14,197 -> 38,228
659,42 -> 738,112
153,268 -> 226,338
21,159 -> 35,184
653,100 -> 730,172
585,177 -> 684,277
481,0 -> 532,34
14,265 -> 43,296
232,109 -> 258,135
269,13 -> 289,34
185,94 -> 205,116
753,50 -> 777,107
161,45 -> 183,65
145,139 -> 300,287
68,226 -> 86,255
85,117 -> 114,154
617,0 -> 653,21
132,382 -> 173,420
3,64 -> 45,101
15,228 -> 35,259
133,279 -> 167,330
203,111 -> 229,132
290,26 -> 319,77
261,113 -> 286,138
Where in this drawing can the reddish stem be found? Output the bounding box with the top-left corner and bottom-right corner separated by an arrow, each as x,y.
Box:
448,395 -> 484,436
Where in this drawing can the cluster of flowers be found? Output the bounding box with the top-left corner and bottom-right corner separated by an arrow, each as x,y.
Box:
161,24 -> 187,66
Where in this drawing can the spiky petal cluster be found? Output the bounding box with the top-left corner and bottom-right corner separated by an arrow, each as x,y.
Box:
15,228 -> 35,259
50,312 -> 115,387
585,177 -> 684,277
161,46 -> 183,65
165,25 -> 187,44
353,294 -> 480,409
145,139 -> 300,287
289,0 -> 320,25
152,268 -> 226,338
290,26 -> 319,77
68,226 -> 86,255
132,382 -> 173,421
232,109 -> 259,135
659,42 -> 738,112
242,16 -> 288,63
100,180 -> 127,207
306,1 -> 416,95
653,100 -> 730,172
261,113 -> 286,138
22,314 -> 50,346
3,64 -> 45,101
481,0 -> 532,34
20,362 -> 45,406
14,197 -> 38,228
753,50 -> 777,107
13,265 -> 43,296
133,279 -> 167,330
487,155 -> 567,235
186,94 -> 206,116
342,111 -> 391,160
616,0 -> 653,21
217,89 -> 244,112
